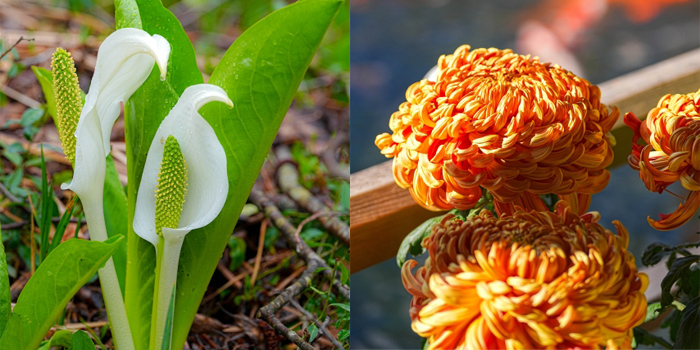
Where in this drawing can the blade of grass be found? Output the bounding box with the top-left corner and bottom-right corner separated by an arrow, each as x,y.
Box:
49,196 -> 76,254
38,144 -> 54,263
0,229 -> 11,338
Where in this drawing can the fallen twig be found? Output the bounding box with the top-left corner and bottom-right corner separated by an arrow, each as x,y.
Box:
275,146 -> 350,246
0,35 -> 32,61
257,259 -> 319,350
249,189 -> 350,299
290,298 -> 345,350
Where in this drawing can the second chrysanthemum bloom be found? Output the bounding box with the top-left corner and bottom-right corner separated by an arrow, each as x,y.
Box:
401,202 -> 648,350
376,45 -> 619,215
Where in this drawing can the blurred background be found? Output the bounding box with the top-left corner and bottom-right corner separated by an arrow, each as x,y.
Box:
350,0 -> 700,348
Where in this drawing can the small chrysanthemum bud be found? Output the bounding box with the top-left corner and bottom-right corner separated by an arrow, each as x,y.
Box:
155,135 -> 188,236
51,48 -> 81,166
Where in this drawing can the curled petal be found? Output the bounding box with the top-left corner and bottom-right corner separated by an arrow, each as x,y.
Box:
84,28 -> 171,156
648,190 -> 700,231
133,84 -> 232,245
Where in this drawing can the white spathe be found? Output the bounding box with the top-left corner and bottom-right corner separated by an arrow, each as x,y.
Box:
62,28 -> 171,212
89,28 -> 170,156
133,84 -> 232,246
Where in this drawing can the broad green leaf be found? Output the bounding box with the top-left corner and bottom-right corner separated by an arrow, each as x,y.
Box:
645,302 -> 663,323
69,330 -> 95,350
397,215 -> 443,267
672,296 -> 700,349
0,230 -> 10,338
103,155 -> 128,294
661,255 -> 700,307
38,329 -> 73,350
171,1 -> 341,348
31,66 -> 57,118
116,0 -> 203,348
0,236 -> 124,350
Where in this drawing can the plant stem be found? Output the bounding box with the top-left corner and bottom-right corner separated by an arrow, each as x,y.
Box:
83,197 -> 134,350
150,232 -> 185,350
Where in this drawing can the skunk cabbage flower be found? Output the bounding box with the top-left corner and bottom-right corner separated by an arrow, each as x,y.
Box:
51,48 -> 81,166
376,46 -> 618,215
62,27 -> 170,238
133,84 -> 231,245
625,89 -> 700,230
402,202 -> 648,350
133,84 -> 232,349
59,28 -> 170,350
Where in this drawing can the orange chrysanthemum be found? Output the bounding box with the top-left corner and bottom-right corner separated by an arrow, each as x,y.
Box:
376,46 -> 619,215
625,89 -> 700,230
402,202 -> 648,350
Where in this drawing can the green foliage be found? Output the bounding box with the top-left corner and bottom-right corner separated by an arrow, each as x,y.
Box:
397,215 -> 444,268
38,329 -> 73,349
37,146 -> 55,263
31,66 -> 57,119
19,108 -> 44,140
174,1 -> 342,348
115,0 -> 204,344
0,236 -> 124,350
69,330 -> 96,350
634,239 -> 700,349
673,296 -> 700,349
228,236 -> 246,271
0,230 -> 10,339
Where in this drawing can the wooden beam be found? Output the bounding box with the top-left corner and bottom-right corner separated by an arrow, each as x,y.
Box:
351,48 -> 700,273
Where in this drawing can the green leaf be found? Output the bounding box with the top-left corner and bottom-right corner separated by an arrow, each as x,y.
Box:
0,230 -> 11,338
645,302 -> 663,323
116,0 -> 203,348
50,197 -> 76,255
339,181 -> 350,212
68,330 -> 95,350
228,236 -> 246,271
31,66 -> 57,119
171,1 -> 341,348
330,302 -> 349,312
633,327 -> 672,349
0,236 -> 124,350
672,296 -> 700,349
103,155 -> 128,294
20,108 -> 44,140
38,329 -> 73,350
661,255 -> 700,307
307,323 -> 318,342
38,145 -> 55,263
397,215 -> 444,267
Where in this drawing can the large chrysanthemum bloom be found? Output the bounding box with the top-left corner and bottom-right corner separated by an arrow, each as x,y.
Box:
376,46 -> 619,215
401,202 -> 647,350
625,89 -> 700,230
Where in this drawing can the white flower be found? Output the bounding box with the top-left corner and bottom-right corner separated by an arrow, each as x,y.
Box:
62,28 -> 171,241
133,84 -> 231,245
132,84 -> 232,350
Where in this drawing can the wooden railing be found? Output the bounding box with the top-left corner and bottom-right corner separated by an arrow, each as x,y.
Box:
350,48 -> 700,278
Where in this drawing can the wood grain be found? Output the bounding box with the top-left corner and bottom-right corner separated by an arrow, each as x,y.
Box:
351,48 -> 700,273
